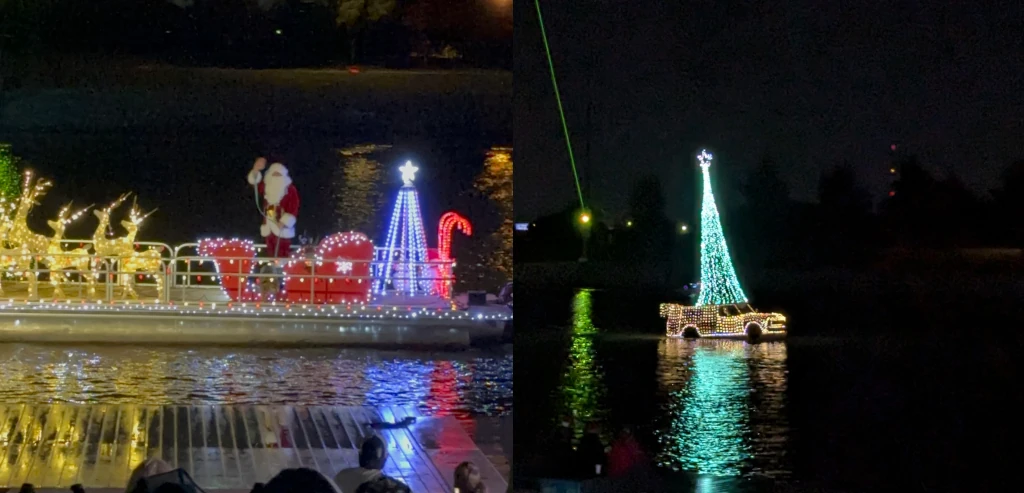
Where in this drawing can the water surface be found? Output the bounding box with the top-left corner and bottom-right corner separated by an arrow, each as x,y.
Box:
0,343 -> 513,418
516,288 -> 1023,491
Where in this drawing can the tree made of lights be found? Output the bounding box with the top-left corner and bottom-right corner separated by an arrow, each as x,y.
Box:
695,150 -> 749,306
376,161 -> 431,295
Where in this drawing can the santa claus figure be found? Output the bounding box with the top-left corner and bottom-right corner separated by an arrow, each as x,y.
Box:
247,157 -> 300,257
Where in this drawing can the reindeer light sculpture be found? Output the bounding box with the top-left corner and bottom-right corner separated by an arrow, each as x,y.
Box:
119,248 -> 164,300
115,201 -> 160,299
90,192 -> 132,296
6,171 -> 53,298
0,197 -> 22,295
46,203 -> 95,298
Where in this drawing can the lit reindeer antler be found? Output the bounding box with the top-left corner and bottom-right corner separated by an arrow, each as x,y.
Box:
139,208 -> 158,223
31,180 -> 52,205
20,170 -> 33,198
101,192 -> 132,237
56,202 -> 72,221
106,192 -> 132,212
127,198 -> 157,226
61,202 -> 94,225
19,170 -> 52,205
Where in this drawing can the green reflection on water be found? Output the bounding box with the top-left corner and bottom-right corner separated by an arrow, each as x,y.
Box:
558,288 -> 606,438
572,288 -> 597,335
658,341 -> 751,476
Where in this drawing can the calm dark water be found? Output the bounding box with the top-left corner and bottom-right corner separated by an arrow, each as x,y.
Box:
0,343 -> 512,417
516,288 -> 1023,491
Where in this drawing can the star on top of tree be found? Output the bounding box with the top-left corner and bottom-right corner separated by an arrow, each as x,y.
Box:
400,161 -> 419,186
698,149 -> 713,169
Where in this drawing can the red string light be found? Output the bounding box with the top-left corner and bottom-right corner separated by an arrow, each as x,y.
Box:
436,212 -> 472,298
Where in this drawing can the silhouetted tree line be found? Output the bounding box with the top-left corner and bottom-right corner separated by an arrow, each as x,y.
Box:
517,155 -> 1024,276
0,0 -> 510,70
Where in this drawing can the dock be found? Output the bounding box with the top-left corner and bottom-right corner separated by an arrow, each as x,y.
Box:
0,404 -> 508,492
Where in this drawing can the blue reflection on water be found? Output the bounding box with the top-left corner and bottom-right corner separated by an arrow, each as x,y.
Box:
0,344 -> 513,415
365,359 -> 433,407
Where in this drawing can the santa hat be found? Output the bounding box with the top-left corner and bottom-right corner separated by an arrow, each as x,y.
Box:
267,162 -> 289,176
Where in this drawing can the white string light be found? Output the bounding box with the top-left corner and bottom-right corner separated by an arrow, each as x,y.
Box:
0,299 -> 511,321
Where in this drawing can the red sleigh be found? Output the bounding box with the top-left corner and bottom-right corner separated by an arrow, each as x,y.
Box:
283,232 -> 373,304
198,232 -> 374,304
197,239 -> 257,301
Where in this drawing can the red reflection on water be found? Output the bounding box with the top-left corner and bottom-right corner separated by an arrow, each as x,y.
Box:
427,361 -> 477,439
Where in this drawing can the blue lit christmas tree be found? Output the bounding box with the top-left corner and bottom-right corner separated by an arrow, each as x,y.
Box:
377,161 -> 431,294
695,150 -> 749,306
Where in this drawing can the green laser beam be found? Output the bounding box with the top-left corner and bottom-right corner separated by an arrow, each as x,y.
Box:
534,0 -> 586,210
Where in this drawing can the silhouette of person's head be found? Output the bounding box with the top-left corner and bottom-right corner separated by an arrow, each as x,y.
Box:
153,484 -> 190,493
358,435 -> 388,470
263,468 -> 340,493
617,425 -> 635,440
125,458 -> 174,493
454,461 -> 484,493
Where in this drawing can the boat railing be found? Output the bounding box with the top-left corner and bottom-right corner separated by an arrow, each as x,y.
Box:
0,240 -> 456,303
174,242 -> 453,286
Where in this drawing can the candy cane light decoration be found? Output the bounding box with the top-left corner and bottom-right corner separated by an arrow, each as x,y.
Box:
437,212 -> 472,298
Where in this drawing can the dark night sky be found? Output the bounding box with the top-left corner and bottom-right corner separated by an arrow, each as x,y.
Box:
514,1 -> 1024,221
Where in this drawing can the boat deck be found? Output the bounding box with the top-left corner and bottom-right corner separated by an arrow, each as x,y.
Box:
0,404 -> 507,492
0,284 -> 511,346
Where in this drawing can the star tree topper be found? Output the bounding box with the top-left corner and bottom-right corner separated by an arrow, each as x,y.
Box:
698,149 -> 713,169
400,161 -> 419,186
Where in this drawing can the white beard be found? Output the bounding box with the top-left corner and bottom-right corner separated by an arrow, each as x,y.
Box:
263,174 -> 291,205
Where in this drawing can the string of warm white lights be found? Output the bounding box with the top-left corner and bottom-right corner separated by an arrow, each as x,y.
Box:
659,303 -> 784,338
0,299 -> 512,321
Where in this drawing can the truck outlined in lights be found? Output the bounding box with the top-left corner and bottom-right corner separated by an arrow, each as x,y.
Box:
659,303 -> 786,341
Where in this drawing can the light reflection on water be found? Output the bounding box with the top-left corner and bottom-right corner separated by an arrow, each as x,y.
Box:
656,339 -> 789,477
556,288 -> 790,477
558,289 -> 606,440
0,344 -> 512,416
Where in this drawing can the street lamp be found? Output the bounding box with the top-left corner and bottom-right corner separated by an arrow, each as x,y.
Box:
679,223 -> 689,234
577,210 -> 592,262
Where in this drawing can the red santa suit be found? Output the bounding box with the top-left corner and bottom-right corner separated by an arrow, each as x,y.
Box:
247,162 -> 300,257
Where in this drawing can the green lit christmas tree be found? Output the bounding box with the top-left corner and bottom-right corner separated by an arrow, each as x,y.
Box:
0,144 -> 21,200
695,149 -> 748,306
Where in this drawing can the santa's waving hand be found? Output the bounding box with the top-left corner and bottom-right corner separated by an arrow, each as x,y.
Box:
247,157 -> 300,258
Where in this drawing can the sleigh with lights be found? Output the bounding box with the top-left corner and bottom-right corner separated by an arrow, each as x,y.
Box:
194,232 -> 382,305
